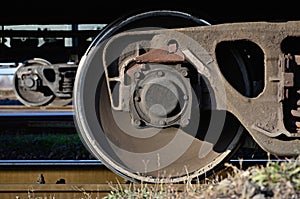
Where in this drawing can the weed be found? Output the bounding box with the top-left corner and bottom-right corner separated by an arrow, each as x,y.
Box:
103,156 -> 300,199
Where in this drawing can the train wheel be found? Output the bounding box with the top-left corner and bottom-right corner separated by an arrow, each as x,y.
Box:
13,58 -> 55,106
74,10 -> 248,183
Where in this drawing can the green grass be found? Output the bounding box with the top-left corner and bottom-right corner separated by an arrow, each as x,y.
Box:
0,133 -> 95,160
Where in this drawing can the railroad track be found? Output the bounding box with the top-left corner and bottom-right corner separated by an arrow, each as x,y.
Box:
0,160 -> 125,199
0,158 -> 290,199
0,105 -> 288,198
0,105 -> 73,113
0,106 -> 119,198
0,105 -> 74,129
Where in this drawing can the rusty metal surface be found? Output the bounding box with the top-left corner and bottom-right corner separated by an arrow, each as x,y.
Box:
0,160 -> 186,199
0,161 -> 125,198
74,15 -> 300,184
179,21 -> 300,155
0,165 -> 123,184
107,21 -> 300,155
0,184 -> 113,199
0,163 -> 125,199
75,38 -> 244,183
0,183 -> 188,199
135,48 -> 185,63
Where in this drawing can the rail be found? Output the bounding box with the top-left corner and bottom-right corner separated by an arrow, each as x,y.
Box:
0,160 -> 101,166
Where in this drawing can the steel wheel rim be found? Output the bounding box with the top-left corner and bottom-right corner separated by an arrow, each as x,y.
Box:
74,10 -> 247,183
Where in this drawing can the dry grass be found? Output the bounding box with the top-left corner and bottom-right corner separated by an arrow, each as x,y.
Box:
103,156 -> 300,199
20,155 -> 300,198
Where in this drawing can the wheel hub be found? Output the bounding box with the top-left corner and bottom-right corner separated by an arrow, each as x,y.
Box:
130,63 -> 192,128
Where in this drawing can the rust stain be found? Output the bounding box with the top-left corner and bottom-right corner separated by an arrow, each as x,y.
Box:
135,49 -> 185,63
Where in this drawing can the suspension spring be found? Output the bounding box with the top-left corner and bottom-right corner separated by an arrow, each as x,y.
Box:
282,54 -> 300,133
60,71 -> 76,93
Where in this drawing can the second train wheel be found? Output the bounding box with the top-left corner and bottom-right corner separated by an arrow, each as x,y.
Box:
13,58 -> 55,106
74,10 -> 249,183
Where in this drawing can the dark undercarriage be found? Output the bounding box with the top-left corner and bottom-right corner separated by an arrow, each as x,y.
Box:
1,1 -> 299,25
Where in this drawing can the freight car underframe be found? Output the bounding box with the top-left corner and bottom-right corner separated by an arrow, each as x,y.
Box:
12,12 -> 300,183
